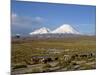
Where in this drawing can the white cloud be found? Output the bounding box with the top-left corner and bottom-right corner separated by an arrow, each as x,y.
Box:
11,13 -> 45,27
11,13 -> 33,27
32,16 -> 45,25
11,13 -> 17,19
34,17 -> 43,21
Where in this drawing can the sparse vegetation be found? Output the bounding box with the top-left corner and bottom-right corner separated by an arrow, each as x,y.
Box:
12,64 -> 27,69
11,36 -> 96,74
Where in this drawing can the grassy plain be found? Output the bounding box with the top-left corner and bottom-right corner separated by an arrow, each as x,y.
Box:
11,36 -> 96,74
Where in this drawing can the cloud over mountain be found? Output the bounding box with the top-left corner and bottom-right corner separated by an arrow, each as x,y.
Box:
11,13 -> 46,34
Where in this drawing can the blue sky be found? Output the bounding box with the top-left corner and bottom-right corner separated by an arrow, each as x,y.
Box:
11,1 -> 96,35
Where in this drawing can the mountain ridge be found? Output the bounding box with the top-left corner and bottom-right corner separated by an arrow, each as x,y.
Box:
29,24 -> 80,35
29,27 -> 50,35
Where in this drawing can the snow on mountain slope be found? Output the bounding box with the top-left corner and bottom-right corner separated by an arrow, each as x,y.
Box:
51,24 -> 80,34
29,27 -> 50,35
29,24 -> 80,35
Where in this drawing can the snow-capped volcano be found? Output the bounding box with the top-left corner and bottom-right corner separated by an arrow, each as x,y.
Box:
29,27 -> 50,35
29,24 -> 80,35
51,24 -> 80,34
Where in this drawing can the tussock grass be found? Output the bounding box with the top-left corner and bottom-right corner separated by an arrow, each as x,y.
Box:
11,36 -> 96,74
